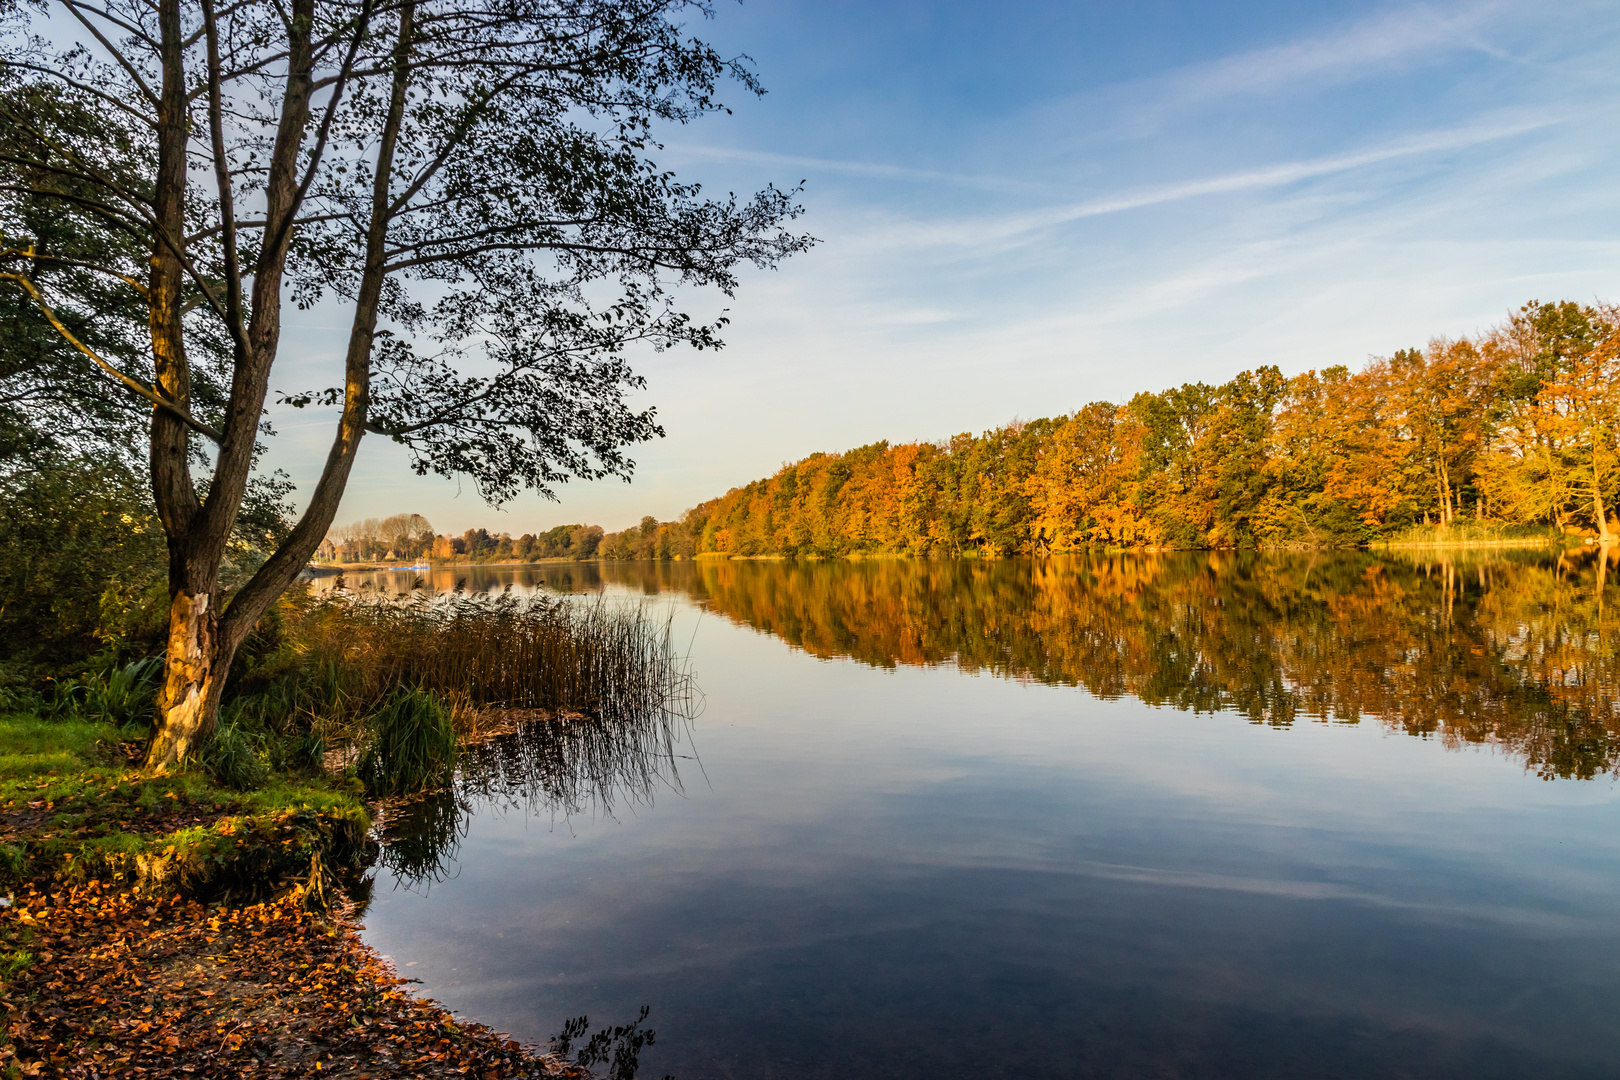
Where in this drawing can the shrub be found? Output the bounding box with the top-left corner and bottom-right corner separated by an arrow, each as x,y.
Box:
38,656 -> 160,727
86,656 -> 161,727
201,720 -> 269,791
0,455 -> 166,670
358,690 -> 456,796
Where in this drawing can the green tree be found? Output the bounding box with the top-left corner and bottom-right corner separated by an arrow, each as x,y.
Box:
1480,302 -> 1620,536
1,0 -> 809,769
0,452 -> 166,668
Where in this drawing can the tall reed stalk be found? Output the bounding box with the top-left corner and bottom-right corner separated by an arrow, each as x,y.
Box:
293,586 -> 691,721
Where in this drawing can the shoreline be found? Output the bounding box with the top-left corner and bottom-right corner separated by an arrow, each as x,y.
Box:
1,882 -> 580,1079
307,535 -> 1579,574
0,712 -> 586,1079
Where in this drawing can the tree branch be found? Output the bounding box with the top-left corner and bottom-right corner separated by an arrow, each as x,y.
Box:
57,0 -> 162,105
0,62 -> 157,126
384,238 -> 697,273
201,0 -> 249,353
10,250 -> 149,295
0,118 -> 238,326
260,0 -> 373,269
0,269 -> 223,442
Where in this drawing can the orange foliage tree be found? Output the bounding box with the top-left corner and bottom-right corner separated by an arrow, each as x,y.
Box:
607,299 -> 1619,557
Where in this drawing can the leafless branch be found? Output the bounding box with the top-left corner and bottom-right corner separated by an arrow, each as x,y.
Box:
57,0 -> 161,105
201,0 -> 248,352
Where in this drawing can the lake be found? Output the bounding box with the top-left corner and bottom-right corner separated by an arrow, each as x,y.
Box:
329,549 -> 1620,1079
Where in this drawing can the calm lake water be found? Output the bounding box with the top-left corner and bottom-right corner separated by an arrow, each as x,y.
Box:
333,550 -> 1620,1079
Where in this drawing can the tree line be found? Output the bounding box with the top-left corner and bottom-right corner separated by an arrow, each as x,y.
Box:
336,298 -> 1619,567
318,515 -> 606,563
613,299 -> 1618,557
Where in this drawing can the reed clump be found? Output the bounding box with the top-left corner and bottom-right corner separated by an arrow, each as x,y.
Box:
356,689 -> 457,796
284,585 -> 687,719
218,583 -> 692,797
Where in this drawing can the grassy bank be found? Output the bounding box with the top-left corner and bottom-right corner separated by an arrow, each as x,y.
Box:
1377,522 -> 1574,548
0,713 -> 368,900
0,584 -> 687,1078
0,712 -> 597,1078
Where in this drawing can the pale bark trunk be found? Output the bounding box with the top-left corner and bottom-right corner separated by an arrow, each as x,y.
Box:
145,0 -> 213,771
1595,460 -> 1615,544
146,591 -> 223,773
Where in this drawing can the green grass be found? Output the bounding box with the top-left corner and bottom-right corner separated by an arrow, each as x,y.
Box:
0,711 -> 369,901
0,714 -> 121,775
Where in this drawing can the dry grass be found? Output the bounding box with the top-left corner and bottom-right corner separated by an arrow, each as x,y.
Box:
292,585 -> 689,716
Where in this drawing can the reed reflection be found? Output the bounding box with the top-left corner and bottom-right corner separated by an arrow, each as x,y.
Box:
377,684 -> 694,887
576,547 -> 1620,780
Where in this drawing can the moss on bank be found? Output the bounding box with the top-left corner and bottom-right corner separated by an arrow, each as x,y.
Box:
0,713 -> 370,901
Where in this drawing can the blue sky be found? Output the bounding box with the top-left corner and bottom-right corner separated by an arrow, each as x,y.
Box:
278,0 -> 1620,535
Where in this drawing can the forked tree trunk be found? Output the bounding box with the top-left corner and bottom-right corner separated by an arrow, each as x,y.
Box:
1595,460 -> 1615,544
140,0 -> 404,773
1436,461 -> 1454,526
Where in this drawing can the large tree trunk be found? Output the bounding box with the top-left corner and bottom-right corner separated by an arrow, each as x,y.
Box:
141,0 -> 404,773
144,0 -> 214,772
142,0 -> 321,773
147,591 -> 224,772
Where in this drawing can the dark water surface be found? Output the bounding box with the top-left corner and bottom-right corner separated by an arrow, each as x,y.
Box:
346,551 -> 1620,1079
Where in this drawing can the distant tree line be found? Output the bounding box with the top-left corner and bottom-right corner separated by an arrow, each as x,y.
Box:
319,517 -> 604,563
325,298 -> 1620,567
622,299 -> 1620,556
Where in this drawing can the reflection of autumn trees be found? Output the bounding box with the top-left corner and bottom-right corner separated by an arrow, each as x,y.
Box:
594,550 -> 1620,780
627,300 -> 1620,556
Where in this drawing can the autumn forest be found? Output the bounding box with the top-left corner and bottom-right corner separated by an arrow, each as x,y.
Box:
335,298 -> 1620,562
662,298 -> 1619,557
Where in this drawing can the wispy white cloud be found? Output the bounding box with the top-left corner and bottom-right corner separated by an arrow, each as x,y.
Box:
871,307 -> 961,326
1107,1 -> 1512,130
666,143 -> 1058,194
1046,114 -> 1553,221
852,112 -> 1557,253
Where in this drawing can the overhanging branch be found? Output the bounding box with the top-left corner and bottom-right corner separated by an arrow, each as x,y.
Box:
0,268 -> 224,443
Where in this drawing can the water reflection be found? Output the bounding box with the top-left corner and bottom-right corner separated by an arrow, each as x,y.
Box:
332,548 -> 1620,779
378,701 -> 690,887
647,550 -> 1620,779
354,548 -> 1620,1079
375,789 -> 466,885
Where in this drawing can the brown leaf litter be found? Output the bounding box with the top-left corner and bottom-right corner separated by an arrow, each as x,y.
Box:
0,880 -> 585,1079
